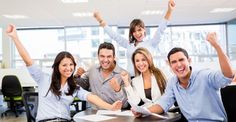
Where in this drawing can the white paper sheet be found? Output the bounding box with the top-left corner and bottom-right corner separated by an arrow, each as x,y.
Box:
96,110 -> 134,116
96,110 -> 121,115
73,114 -> 116,122
129,102 -> 168,119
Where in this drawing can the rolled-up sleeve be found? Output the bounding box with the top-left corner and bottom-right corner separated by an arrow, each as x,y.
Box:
208,70 -> 233,89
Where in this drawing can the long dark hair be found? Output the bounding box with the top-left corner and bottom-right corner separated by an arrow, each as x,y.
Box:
129,19 -> 145,44
132,48 -> 166,94
47,51 -> 79,99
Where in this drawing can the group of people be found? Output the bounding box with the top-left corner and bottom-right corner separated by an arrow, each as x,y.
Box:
5,0 -> 235,121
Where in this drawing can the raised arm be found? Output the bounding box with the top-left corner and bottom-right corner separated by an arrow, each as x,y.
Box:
150,0 -> 175,46
87,93 -> 122,110
206,32 -> 234,78
93,11 -> 129,48
6,24 -> 33,66
94,11 -> 107,27
164,0 -> 175,20
121,71 -> 141,105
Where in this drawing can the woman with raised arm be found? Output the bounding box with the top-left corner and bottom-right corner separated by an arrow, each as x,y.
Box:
6,24 -> 122,122
94,0 -> 175,77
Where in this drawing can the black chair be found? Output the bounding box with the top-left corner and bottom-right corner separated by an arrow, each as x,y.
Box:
22,92 -> 38,122
70,97 -> 87,117
168,102 -> 187,122
221,85 -> 236,122
1,75 -> 24,117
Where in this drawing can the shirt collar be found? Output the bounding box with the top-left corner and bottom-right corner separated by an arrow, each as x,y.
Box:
176,66 -> 194,89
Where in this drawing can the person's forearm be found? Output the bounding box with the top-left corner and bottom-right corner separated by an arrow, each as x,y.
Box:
148,104 -> 164,114
215,45 -> 234,78
87,94 -> 112,110
12,37 -> 33,66
164,9 -> 173,20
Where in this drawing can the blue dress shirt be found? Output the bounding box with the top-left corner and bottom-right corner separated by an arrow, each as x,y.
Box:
156,67 -> 232,122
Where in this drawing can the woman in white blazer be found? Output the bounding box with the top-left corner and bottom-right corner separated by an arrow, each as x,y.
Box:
121,47 -> 166,108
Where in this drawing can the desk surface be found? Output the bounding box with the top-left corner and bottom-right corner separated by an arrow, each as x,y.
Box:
73,109 -> 181,122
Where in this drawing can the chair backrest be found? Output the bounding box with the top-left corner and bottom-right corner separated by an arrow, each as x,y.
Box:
221,85 -> 236,122
23,92 -> 38,122
1,75 -> 22,97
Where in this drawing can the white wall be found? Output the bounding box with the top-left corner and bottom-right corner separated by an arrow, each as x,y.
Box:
0,68 -> 37,89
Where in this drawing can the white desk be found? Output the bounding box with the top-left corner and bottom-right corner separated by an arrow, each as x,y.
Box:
0,68 -> 37,89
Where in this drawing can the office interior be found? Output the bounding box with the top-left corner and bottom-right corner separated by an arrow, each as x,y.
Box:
0,0 -> 236,121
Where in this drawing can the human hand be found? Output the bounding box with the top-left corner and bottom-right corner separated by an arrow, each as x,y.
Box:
110,100 -> 122,111
120,71 -> 130,87
75,67 -> 85,77
6,24 -> 18,39
109,77 -> 121,92
168,0 -> 176,11
93,11 -> 106,27
131,108 -> 142,117
206,32 -> 219,48
93,11 -> 102,22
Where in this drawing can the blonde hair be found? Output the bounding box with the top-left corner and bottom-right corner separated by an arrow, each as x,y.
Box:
132,47 -> 166,94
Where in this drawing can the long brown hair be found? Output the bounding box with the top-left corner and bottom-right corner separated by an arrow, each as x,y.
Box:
132,47 -> 166,94
47,51 -> 79,99
129,19 -> 145,44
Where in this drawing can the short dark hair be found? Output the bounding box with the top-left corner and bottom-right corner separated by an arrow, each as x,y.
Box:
167,47 -> 189,62
97,42 -> 115,56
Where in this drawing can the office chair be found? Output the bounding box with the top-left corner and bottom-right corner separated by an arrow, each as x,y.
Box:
168,101 -> 187,122
22,92 -> 38,122
221,85 -> 236,122
1,75 -> 24,117
70,97 -> 87,117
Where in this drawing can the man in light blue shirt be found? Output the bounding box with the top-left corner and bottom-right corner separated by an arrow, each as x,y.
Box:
133,32 -> 235,121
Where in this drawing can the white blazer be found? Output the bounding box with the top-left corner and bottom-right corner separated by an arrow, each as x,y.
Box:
124,73 -> 162,108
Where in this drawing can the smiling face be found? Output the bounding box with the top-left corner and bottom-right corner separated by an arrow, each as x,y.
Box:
129,19 -> 146,44
98,48 -> 115,71
169,51 -> 191,80
59,57 -> 75,80
132,26 -> 146,42
134,53 -> 149,73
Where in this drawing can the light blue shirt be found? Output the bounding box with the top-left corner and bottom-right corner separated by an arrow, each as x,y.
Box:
104,19 -> 168,76
28,64 -> 90,121
156,67 -> 232,122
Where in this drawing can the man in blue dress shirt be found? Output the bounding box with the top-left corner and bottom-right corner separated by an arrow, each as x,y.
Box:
133,32 -> 235,122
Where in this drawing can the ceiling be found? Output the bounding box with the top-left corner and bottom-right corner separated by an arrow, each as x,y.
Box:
0,0 -> 236,28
